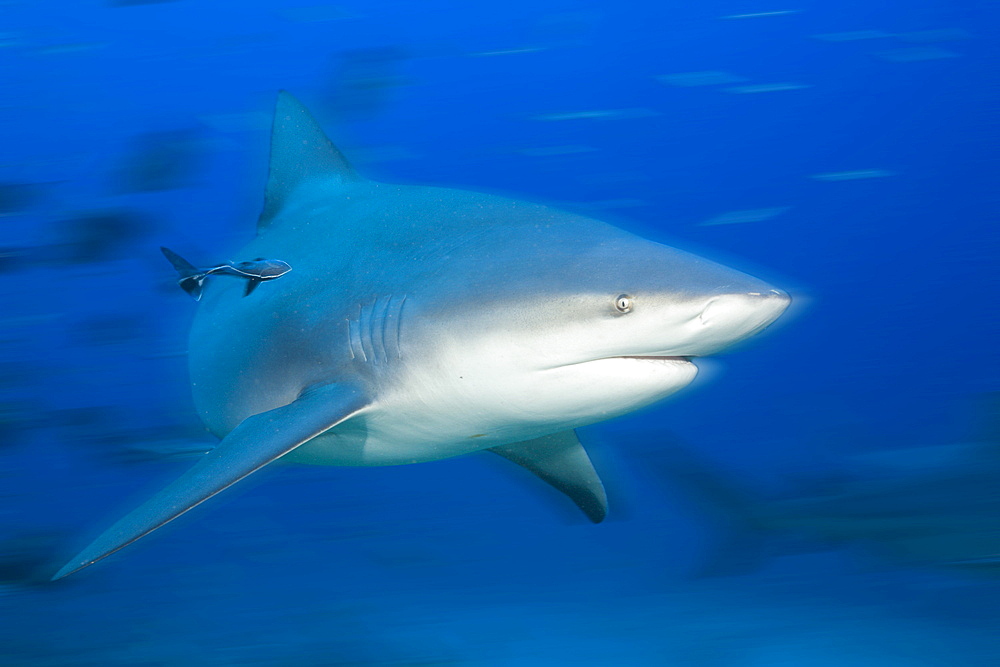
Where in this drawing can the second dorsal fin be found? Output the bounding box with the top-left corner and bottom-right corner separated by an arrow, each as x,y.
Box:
258,91 -> 357,231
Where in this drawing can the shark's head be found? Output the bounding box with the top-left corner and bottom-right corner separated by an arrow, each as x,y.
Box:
407,210 -> 790,437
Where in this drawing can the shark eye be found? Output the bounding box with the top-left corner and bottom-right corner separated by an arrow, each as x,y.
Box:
614,294 -> 633,313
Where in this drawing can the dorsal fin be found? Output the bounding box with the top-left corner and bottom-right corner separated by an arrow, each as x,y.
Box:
258,91 -> 357,231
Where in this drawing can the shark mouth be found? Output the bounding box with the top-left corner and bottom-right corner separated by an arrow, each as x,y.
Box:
554,355 -> 695,371
619,356 -> 692,361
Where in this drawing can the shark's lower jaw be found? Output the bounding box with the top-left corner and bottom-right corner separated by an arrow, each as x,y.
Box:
540,355 -> 700,424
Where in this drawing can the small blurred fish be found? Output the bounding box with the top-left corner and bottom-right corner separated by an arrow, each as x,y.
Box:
0,247 -> 30,274
0,182 -> 45,216
48,209 -> 153,264
160,247 -> 291,300
0,400 -> 40,449
325,47 -> 408,122
655,394 -> 1000,577
114,129 -> 201,193
0,530 -> 62,590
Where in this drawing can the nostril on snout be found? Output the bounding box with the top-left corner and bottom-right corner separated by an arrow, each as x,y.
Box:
766,288 -> 792,309
746,288 -> 791,304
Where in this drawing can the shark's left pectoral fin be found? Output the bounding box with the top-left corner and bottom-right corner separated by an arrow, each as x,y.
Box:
52,383 -> 370,580
489,430 -> 608,523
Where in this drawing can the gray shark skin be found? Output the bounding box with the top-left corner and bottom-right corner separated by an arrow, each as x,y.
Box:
655,433 -> 1000,576
52,92 -> 790,579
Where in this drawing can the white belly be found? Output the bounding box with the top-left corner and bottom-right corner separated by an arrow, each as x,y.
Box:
281,369 -> 573,467
283,402 -> 552,467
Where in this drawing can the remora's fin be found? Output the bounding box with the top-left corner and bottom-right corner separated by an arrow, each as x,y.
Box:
160,247 -> 206,301
258,91 -> 357,231
179,277 -> 206,301
52,383 -> 370,580
490,430 -> 608,523
244,278 -> 261,297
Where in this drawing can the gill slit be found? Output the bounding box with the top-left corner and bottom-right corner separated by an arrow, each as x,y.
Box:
348,294 -> 408,366
375,296 -> 393,364
394,295 -> 407,360
349,304 -> 367,363
358,301 -> 376,363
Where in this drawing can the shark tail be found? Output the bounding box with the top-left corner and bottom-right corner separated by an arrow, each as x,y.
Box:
653,437 -> 775,577
160,247 -> 207,301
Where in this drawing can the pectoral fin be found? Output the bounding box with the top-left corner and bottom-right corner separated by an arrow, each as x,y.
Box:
52,383 -> 370,580
489,430 -> 608,523
244,278 -> 262,296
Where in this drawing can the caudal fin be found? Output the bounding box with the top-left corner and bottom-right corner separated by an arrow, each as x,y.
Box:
652,437 -> 774,576
160,247 -> 206,301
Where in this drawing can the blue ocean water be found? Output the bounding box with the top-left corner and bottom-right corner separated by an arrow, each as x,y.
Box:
1,1 -> 998,664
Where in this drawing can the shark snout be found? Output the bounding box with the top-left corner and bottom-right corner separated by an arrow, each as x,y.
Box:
699,288 -> 789,327
684,287 -> 790,355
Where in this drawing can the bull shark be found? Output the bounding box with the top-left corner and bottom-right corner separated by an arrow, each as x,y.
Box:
52,92 -> 790,579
